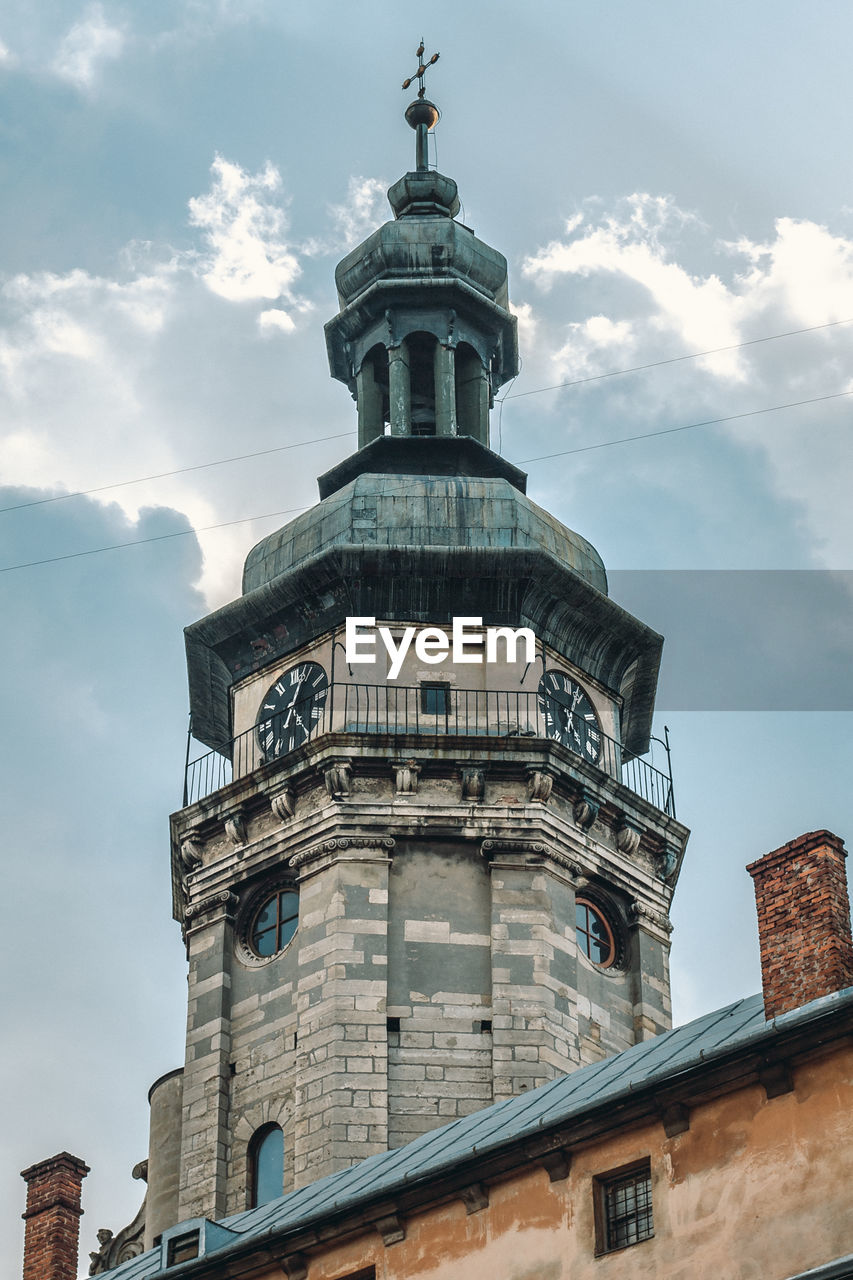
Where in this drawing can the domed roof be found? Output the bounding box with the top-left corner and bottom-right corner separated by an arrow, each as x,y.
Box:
242,472 -> 607,597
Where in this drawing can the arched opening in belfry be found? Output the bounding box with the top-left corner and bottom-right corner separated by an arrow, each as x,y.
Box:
407,331 -> 439,436
356,344 -> 390,446
455,342 -> 489,446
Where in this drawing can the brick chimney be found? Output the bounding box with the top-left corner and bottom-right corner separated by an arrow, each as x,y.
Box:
21,1152 -> 89,1280
747,829 -> 853,1019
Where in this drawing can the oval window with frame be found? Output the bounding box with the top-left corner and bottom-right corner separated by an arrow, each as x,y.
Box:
250,889 -> 299,959
575,897 -> 616,967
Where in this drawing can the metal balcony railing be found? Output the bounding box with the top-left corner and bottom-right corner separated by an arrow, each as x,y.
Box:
183,682 -> 675,817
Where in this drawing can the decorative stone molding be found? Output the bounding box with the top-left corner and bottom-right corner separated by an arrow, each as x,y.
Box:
527,768 -> 553,804
184,890 -> 238,925
544,848 -> 582,880
270,785 -> 296,821
224,811 -> 247,847
461,767 -> 485,802
375,1211 -> 405,1246
393,759 -> 421,795
87,1184 -> 146,1274
289,836 -> 395,871
628,901 -> 674,935
573,789 -> 600,831
324,760 -> 352,799
459,1183 -> 489,1214
481,838 -> 547,860
615,818 -> 642,856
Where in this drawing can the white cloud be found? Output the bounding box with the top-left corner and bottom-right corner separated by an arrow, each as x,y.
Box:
52,4 -> 124,90
517,196 -> 853,567
187,156 -> 303,308
0,37 -> 17,66
327,176 -> 388,251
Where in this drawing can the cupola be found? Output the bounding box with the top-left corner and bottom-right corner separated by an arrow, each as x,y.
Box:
324,57 -> 518,448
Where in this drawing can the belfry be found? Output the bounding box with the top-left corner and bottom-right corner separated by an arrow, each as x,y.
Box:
138,56 -> 688,1252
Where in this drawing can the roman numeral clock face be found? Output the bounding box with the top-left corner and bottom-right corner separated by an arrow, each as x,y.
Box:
256,662 -> 329,758
538,670 -> 602,764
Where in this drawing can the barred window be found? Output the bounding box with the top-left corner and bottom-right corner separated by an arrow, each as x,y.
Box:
595,1161 -> 653,1254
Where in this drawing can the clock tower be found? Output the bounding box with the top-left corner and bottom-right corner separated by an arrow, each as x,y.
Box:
144,68 -> 689,1251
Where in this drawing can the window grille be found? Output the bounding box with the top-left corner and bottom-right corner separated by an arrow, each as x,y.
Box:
596,1161 -> 653,1253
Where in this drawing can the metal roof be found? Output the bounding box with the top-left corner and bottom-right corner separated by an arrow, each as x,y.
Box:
103,985 -> 853,1279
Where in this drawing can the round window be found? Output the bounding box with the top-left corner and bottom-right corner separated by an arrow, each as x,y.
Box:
575,898 -> 616,967
250,889 -> 299,958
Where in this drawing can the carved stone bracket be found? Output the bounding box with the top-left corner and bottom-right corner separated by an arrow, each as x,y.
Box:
615,818 -> 642,857
393,759 -> 421,795
275,1254 -> 308,1280
375,1212 -> 405,1246
523,1137 -> 572,1181
573,789 -> 600,831
527,768 -> 554,804
224,811 -> 247,847
324,760 -> 352,799
760,1060 -> 794,1099
290,837 -> 395,870
179,834 -> 203,871
459,1183 -> 489,1214
656,844 -> 679,882
270,785 -> 296,821
659,1100 -> 690,1137
461,767 -> 485,802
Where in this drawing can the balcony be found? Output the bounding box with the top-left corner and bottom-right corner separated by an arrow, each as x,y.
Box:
183,682 -> 675,817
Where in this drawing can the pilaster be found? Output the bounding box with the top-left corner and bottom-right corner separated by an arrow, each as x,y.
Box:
486,841 -> 579,1104
291,840 -> 393,1186
177,892 -> 236,1222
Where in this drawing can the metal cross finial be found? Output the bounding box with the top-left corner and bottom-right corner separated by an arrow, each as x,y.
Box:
402,39 -> 439,98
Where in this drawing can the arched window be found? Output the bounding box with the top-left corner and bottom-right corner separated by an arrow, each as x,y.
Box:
248,1124 -> 284,1208
407,331 -> 439,435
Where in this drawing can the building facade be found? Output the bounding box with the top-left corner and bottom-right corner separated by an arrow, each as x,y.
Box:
23,74 -> 852,1280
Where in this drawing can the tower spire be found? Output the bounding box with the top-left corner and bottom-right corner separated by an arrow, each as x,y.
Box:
402,39 -> 440,171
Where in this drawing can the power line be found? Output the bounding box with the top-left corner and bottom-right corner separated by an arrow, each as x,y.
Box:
0,505 -> 310,575
3,319 -> 850,516
499,316 -> 853,402
0,431 -> 355,515
4,386 -> 850,575
519,388 -> 853,464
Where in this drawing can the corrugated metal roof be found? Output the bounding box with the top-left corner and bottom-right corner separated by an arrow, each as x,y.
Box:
103,986 -> 853,1278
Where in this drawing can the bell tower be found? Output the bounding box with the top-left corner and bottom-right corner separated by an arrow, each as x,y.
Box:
148,57 -> 689,1249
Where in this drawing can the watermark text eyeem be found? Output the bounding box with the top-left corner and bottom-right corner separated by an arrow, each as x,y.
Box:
345,616 -> 536,680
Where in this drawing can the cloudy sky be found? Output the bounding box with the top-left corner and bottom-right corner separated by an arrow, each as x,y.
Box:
2,2 -> 853,1272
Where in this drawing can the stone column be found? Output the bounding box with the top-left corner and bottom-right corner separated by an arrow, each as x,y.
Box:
387,343 -> 411,436
486,843 -> 579,1104
291,842 -> 392,1187
356,358 -> 384,447
433,343 -> 457,436
455,346 -> 490,445
177,893 -> 236,1222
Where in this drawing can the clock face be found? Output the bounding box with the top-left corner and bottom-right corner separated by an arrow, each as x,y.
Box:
538,669 -> 602,764
256,662 -> 329,758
